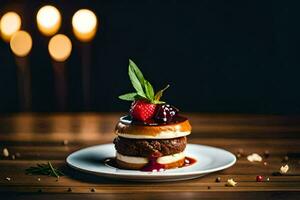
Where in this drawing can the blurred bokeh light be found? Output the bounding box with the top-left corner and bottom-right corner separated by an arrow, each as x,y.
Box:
72,9 -> 97,42
0,12 -> 21,42
10,30 -> 32,57
36,5 -> 61,36
48,34 -> 72,62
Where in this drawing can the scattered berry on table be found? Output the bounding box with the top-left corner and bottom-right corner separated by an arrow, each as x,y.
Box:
215,177 -> 221,182
256,175 -> 263,182
263,150 -> 270,158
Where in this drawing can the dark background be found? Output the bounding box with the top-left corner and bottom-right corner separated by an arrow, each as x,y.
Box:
0,0 -> 298,114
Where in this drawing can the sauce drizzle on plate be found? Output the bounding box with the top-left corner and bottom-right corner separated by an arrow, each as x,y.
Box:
103,156 -> 197,172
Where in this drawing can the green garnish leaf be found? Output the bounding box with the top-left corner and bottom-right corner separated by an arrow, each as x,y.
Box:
129,59 -> 145,85
118,92 -> 138,101
154,84 -> 170,101
119,59 -> 170,104
128,61 -> 145,96
137,91 -> 147,99
25,161 -> 64,179
144,80 -> 155,101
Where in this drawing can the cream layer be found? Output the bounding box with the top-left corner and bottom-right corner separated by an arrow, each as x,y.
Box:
116,152 -> 185,164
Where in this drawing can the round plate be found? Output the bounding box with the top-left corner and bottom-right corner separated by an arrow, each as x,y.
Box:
66,144 -> 236,182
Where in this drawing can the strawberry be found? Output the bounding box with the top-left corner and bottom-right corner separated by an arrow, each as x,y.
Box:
130,100 -> 157,121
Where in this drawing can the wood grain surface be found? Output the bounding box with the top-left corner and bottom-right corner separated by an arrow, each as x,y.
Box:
0,113 -> 299,199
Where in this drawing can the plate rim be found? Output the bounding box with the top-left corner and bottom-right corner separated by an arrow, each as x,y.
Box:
66,143 -> 236,177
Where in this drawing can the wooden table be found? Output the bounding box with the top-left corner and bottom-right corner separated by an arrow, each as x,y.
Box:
0,113 -> 300,199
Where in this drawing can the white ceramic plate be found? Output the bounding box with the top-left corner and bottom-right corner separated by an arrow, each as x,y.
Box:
66,144 -> 236,182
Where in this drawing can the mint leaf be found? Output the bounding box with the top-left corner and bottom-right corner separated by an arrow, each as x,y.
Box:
118,92 -> 138,101
144,80 -> 155,101
129,59 -> 145,84
154,84 -> 170,101
137,91 -> 147,99
128,62 -> 145,96
119,59 -> 170,104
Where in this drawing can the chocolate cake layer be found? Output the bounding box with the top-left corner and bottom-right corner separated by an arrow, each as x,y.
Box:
113,136 -> 187,157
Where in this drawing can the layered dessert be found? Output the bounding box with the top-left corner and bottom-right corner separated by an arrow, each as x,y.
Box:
114,59 -> 192,171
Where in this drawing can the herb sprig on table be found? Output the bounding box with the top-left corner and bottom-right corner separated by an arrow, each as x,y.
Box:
25,161 -> 64,179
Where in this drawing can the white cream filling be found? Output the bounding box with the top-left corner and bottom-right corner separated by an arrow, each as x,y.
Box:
116,152 -> 185,164
116,131 -> 191,139
157,152 -> 185,164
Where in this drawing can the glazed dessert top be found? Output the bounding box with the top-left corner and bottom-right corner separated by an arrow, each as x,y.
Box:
115,115 -> 192,139
116,59 -> 192,138
119,115 -> 188,126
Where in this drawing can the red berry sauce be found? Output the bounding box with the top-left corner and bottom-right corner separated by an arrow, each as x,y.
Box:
141,152 -> 165,172
141,158 -> 166,172
183,157 -> 197,167
140,156 -> 196,172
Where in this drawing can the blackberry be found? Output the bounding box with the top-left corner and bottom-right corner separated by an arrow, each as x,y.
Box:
154,104 -> 179,122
